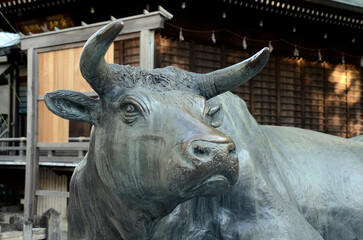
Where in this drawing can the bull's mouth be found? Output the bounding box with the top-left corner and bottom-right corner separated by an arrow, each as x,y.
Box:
185,173 -> 235,197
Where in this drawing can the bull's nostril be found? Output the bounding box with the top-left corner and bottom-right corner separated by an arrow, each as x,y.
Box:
193,145 -> 211,157
228,144 -> 236,155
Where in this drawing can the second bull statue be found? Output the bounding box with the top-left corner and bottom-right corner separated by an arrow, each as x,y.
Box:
45,21 -> 363,239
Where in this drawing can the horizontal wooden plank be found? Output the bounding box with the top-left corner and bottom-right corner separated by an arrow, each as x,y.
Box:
0,156 -> 26,162
36,190 -> 70,198
37,142 -> 89,150
0,138 -> 27,142
0,146 -> 26,151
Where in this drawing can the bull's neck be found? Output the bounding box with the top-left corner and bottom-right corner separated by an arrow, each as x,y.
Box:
82,137 -> 178,239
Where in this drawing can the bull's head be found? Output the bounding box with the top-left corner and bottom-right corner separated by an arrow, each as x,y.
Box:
44,21 -> 269,215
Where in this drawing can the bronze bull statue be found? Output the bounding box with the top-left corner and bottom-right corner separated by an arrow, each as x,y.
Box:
44,21 -> 363,240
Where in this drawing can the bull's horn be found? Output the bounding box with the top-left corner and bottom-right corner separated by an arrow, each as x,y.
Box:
197,47 -> 270,99
80,20 -> 124,95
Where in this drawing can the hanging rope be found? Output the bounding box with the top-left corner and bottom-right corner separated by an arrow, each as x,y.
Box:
165,21 -> 363,60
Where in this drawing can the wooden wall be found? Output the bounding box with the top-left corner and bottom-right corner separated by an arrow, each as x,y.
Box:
157,35 -> 363,138
36,168 -> 67,221
114,39 -> 140,66
38,45 -> 114,142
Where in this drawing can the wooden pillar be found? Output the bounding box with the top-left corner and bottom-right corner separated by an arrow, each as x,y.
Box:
24,48 -> 39,240
9,67 -> 13,138
154,33 -> 162,69
276,54 -> 281,125
323,62 -> 328,133
300,59 -> 306,129
140,29 -> 155,70
15,65 -> 20,138
189,40 -> 195,72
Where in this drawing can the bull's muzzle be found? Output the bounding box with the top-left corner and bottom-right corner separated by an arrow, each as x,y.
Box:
183,137 -> 239,195
189,140 -> 237,164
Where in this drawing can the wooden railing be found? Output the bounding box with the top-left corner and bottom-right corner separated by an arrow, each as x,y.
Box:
0,138 -> 26,163
0,137 -> 90,166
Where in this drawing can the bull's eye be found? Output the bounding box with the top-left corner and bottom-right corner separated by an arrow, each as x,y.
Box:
120,101 -> 141,124
125,104 -> 136,113
206,103 -> 223,128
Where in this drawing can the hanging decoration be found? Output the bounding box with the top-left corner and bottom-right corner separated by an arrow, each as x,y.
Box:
211,30 -> 216,44
341,52 -> 345,64
179,27 -> 184,42
223,12 -> 227,19
292,26 -> 296,33
318,49 -> 322,61
242,36 -> 247,50
294,45 -> 299,57
164,22 -> 362,65
259,20 -> 264,27
268,41 -> 273,52
181,1 -> 186,9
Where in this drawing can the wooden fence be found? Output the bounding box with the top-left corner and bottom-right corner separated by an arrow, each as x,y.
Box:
0,137 -> 89,165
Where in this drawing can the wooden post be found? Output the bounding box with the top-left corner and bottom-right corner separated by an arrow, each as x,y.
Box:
300,59 -> 305,129
23,220 -> 33,239
41,208 -> 62,240
15,65 -> 20,138
276,54 -> 281,125
8,66 -> 14,139
20,137 -> 26,156
140,29 -> 155,70
189,40 -> 195,72
24,48 -> 39,240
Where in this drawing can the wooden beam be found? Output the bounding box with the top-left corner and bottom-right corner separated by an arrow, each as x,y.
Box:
21,11 -> 172,50
23,48 -> 39,240
37,142 -> 89,150
300,60 -> 306,129
140,30 -> 155,70
35,190 -> 70,198
34,32 -> 139,54
276,55 -> 281,125
189,40 -> 195,72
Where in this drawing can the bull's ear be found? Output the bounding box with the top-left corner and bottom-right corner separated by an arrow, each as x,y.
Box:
44,90 -> 100,125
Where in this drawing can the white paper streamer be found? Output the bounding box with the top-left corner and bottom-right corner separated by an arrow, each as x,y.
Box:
341,52 -> 345,64
268,41 -> 273,52
242,36 -> 247,50
318,49 -> 322,61
294,45 -> 299,57
179,27 -> 184,42
211,30 -> 216,44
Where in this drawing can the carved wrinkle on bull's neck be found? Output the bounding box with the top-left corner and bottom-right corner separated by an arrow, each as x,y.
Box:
86,135 -> 182,239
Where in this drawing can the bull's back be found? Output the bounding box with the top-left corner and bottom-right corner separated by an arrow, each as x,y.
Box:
262,125 -> 363,239
212,92 -> 363,239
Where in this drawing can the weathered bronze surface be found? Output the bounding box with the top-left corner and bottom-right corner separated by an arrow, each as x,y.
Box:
45,21 -> 363,240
